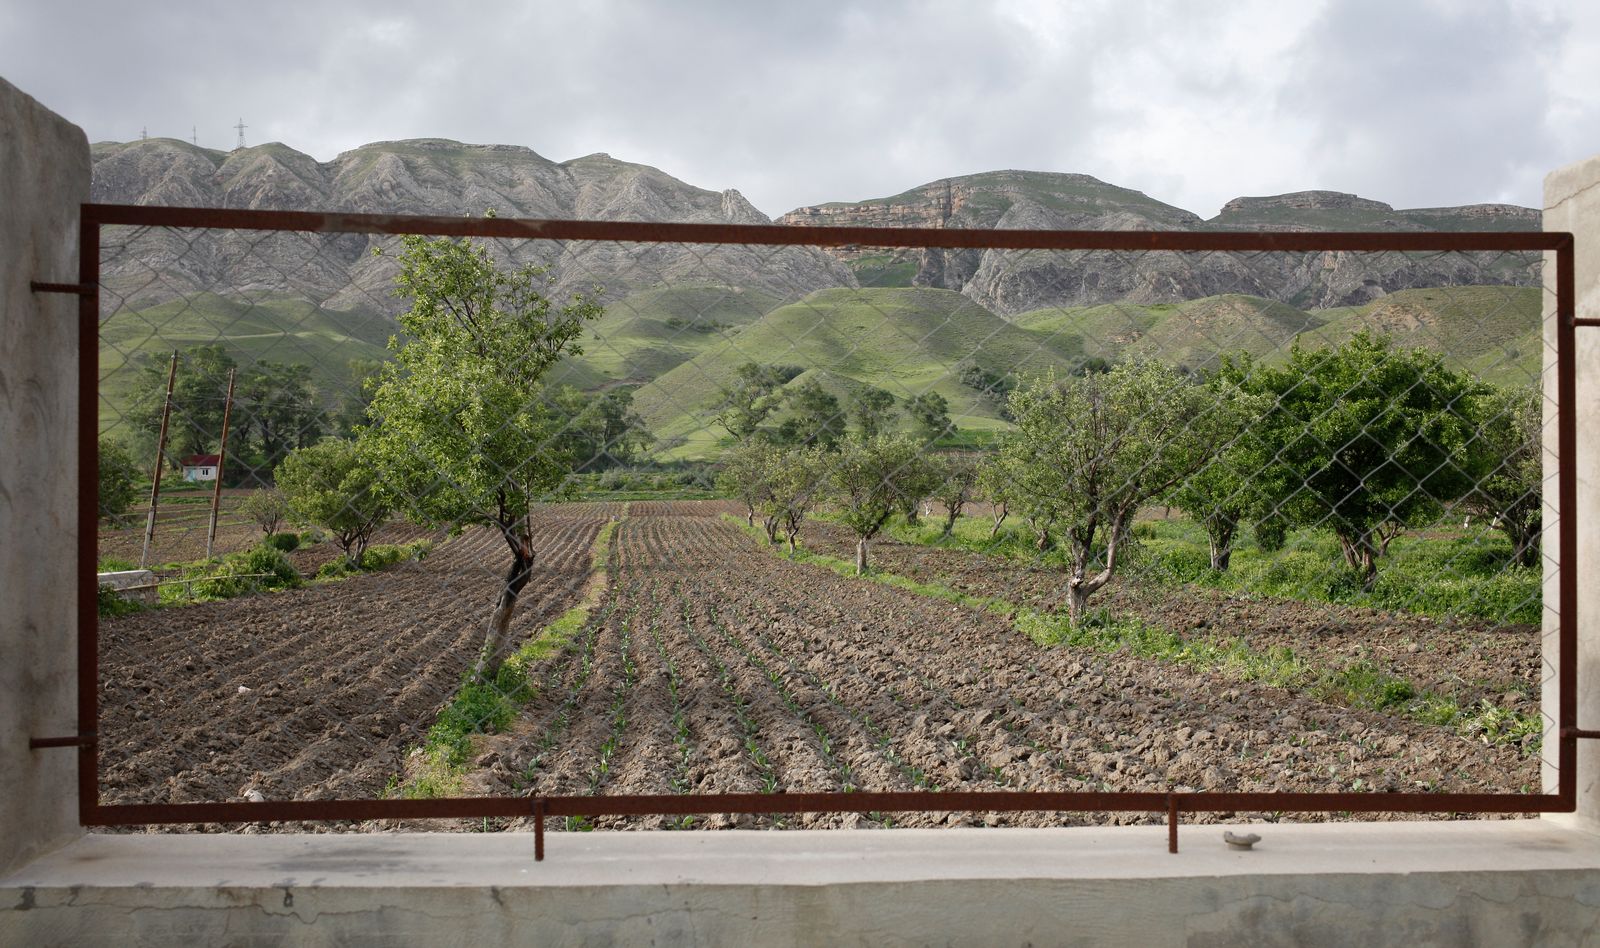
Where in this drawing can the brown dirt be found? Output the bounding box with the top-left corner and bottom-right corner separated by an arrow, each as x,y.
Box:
798,519 -> 1540,716
97,507 -> 614,825
95,500 -> 1541,835
472,506 -> 1535,833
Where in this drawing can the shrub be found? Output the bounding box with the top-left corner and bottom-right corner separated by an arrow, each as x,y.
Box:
263,531 -> 301,553
185,546 -> 300,599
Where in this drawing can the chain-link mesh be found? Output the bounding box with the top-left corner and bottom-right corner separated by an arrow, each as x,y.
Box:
90,212 -> 1557,833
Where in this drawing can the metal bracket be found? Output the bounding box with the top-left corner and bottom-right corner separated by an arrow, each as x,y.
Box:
1562,728 -> 1600,740
30,734 -> 95,749
30,281 -> 94,295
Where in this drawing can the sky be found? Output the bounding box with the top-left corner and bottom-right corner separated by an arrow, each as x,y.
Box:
2,0 -> 1596,219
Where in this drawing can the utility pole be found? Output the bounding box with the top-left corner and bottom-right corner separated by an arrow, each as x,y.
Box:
234,118 -> 247,150
205,368 -> 237,559
140,350 -> 179,568
192,126 -> 198,146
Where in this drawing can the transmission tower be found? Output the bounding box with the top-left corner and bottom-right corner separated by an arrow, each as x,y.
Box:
192,126 -> 198,146
234,118 -> 247,150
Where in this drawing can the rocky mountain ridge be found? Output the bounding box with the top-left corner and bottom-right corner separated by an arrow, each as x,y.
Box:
780,173 -> 1540,313
91,138 -> 1540,317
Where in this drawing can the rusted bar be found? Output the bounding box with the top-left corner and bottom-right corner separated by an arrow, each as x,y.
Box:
1564,729 -> 1600,740
30,735 -> 95,749
534,798 -> 546,862
1557,236 -> 1578,812
31,280 -> 94,295
80,203 -> 1572,254
1167,794 -> 1179,854
79,211 -> 101,828
87,789 -> 1561,827
1573,318 -> 1600,328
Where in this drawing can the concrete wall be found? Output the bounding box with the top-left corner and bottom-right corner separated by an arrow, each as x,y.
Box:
0,77 -> 89,876
1543,152 -> 1600,829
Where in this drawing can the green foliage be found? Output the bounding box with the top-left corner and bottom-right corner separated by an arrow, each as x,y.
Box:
851,386 -> 897,438
549,385 -> 652,470
237,360 -> 327,478
275,439 -> 391,567
714,362 -> 802,441
263,530 -> 300,552
1461,385 -> 1541,567
1240,333 -> 1487,589
97,583 -> 146,617
828,433 -> 924,572
363,235 -> 603,537
1165,378 -> 1271,571
757,445 -> 830,552
717,440 -> 782,524
777,378 -> 846,449
178,545 -> 301,600
98,438 -> 140,524
904,391 -> 952,444
239,487 -> 289,536
128,345 -> 328,485
314,539 -> 431,579
1002,361 -> 1242,621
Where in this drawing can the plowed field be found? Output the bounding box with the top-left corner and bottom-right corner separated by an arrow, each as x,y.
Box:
99,506 -> 620,815
97,500 -> 1540,834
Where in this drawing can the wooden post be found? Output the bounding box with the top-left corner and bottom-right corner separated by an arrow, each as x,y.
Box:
139,350 -> 179,568
205,367 -> 237,559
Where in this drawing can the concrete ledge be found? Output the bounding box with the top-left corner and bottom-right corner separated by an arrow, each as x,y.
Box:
5,822 -> 1599,946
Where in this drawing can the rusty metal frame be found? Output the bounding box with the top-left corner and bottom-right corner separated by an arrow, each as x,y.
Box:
62,203 -> 1582,855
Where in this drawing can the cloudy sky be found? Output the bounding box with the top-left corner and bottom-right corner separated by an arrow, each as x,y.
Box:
2,0 -> 1595,218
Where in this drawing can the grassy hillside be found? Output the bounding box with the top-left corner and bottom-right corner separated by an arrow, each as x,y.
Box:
1302,286 -> 1542,387
632,286 -> 1082,457
1015,286 -> 1539,386
546,284 -> 785,388
98,293 -> 393,441
97,282 -> 1540,460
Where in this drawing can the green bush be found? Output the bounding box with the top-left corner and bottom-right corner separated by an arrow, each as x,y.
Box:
96,583 -> 146,617
316,539 -> 431,579
184,546 -> 300,599
263,531 -> 301,553
98,556 -> 138,572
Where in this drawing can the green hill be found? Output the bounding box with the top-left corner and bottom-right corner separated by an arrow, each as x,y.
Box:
1017,286 -> 1539,386
545,284 -> 785,389
1302,286 -> 1542,387
631,287 -> 1082,457
98,293 -> 393,441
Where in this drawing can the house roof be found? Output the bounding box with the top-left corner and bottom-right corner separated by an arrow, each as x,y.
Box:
181,454 -> 221,466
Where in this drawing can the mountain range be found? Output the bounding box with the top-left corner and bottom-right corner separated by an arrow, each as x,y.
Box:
90,137 -> 1543,457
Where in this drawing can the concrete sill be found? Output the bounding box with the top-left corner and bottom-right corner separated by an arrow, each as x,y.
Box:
5,821 -> 1600,946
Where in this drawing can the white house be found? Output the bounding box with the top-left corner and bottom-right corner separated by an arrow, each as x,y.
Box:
180,453 -> 221,482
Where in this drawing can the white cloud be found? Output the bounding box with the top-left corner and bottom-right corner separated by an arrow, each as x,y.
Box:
1,0 -> 1593,216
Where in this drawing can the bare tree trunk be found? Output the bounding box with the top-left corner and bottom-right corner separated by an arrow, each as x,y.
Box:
787,530 -> 798,557
941,507 -> 959,539
989,503 -> 1008,539
1207,517 -> 1236,572
855,536 -> 868,575
1509,519 -> 1540,568
764,516 -> 780,543
475,532 -> 534,682
1066,581 -> 1090,625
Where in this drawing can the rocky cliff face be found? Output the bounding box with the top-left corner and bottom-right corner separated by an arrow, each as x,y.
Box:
90,138 -> 853,313
781,178 -> 1541,315
91,140 -> 1540,320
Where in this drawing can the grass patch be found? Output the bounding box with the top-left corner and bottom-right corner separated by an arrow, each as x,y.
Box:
390,518 -> 618,799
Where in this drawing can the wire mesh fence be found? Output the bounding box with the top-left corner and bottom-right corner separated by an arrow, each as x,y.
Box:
77,205 -> 1577,849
